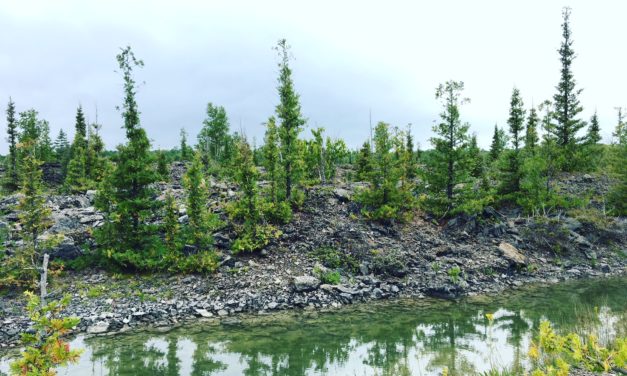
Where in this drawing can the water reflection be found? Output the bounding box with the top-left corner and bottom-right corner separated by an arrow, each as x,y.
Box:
1,277 -> 625,376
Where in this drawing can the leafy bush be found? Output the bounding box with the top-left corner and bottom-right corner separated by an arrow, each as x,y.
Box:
231,224 -> 281,254
313,246 -> 358,272
10,292 -> 82,375
448,266 -> 461,284
528,320 -> 627,375
313,266 -> 341,285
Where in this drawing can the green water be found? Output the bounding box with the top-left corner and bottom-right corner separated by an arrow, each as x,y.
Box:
1,277 -> 626,375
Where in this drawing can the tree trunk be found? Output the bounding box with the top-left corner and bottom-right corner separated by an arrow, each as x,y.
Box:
40,253 -> 49,307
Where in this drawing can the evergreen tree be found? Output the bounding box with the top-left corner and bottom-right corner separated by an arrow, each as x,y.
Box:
86,121 -> 106,183
183,152 -> 216,251
357,122 -> 413,221
64,144 -> 87,193
262,116 -> 280,204
197,103 -> 230,166
489,124 -> 507,162
180,128 -> 191,161
230,139 -> 279,252
355,141 -> 372,181
163,190 -> 180,256
585,111 -> 601,145
156,150 -> 169,180
404,125 -> 418,180
95,46 -> 160,270
4,98 -> 19,191
261,116 -> 291,223
500,87 -> 526,195
65,107 -> 90,192
582,111 -> 602,170
613,107 -> 626,145
423,81 -> 472,216
525,107 -> 540,152
552,7 -> 586,170
53,129 -> 70,163
468,134 -> 484,179
275,39 -> 306,201
38,120 -> 53,163
1,144 -> 58,288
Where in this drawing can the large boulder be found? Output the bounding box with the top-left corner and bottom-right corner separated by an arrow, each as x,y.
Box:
498,242 -> 527,267
292,276 -> 320,292
49,236 -> 83,260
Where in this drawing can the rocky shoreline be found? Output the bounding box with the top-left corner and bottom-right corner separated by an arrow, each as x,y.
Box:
1,171 -> 626,349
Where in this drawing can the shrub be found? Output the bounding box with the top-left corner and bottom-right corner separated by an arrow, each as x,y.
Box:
10,292 -> 82,375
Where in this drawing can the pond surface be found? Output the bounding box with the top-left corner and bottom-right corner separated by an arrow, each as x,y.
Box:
1,277 -> 626,376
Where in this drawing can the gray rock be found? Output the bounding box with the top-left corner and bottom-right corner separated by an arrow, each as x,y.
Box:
87,321 -> 109,334
293,276 -> 321,292
194,308 -> 212,318
498,242 -> 527,267
333,188 -> 352,203
267,302 -> 279,310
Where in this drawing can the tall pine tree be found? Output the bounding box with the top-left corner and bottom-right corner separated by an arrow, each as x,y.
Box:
95,46 -> 160,270
552,7 -> 586,170
489,124 -> 507,162
423,80 -> 472,216
525,106 -> 540,152
4,98 -> 19,191
275,39 -> 306,201
500,87 -> 526,195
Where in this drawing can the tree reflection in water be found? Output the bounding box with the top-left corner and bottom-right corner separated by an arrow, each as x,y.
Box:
1,277 -> 625,376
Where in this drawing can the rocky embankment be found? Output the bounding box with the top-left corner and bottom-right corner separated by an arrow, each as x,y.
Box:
0,169 -> 625,348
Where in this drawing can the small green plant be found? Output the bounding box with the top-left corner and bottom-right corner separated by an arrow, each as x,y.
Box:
528,320 -> 627,375
314,266 -> 341,285
430,261 -> 441,273
448,266 -> 462,285
10,292 -> 82,375
483,266 -> 495,276
526,264 -> 539,274
313,246 -> 358,272
86,286 -> 105,299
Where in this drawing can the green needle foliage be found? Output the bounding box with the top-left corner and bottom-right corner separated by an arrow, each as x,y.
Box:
355,141 -> 372,181
95,46 -> 161,270
4,98 -> 19,191
356,122 -> 414,222
499,87 -> 526,196
489,124 -> 507,162
261,116 -> 292,223
552,7 -> 586,171
230,139 -> 280,253
197,102 -> 231,171
275,38 -> 306,202
183,152 -> 219,252
10,292 -> 82,376
422,80 -> 472,217
64,107 -> 89,192
525,107 -> 540,153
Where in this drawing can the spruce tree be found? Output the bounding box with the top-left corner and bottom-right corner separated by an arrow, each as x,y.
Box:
53,129 -> 70,163
404,125 -> 418,180
262,116 -> 280,203
525,107 -> 540,152
38,120 -> 53,163
95,46 -> 160,270
231,139 -> 278,252
424,80 -> 472,216
86,121 -> 106,182
156,150 -> 169,180
489,124 -> 506,162
163,190 -> 180,256
356,141 -> 372,180
552,7 -> 586,170
275,39 -> 306,201
585,111 -> 601,145
500,87 -> 526,195
183,152 -> 216,251
65,107 -> 89,192
357,122 -> 413,221
4,98 -> 19,191
180,128 -> 191,161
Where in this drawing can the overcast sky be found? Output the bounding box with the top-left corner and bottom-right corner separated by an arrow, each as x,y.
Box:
1,0 -> 625,153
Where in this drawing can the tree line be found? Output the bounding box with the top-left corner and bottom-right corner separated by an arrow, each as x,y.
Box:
1,8 -> 625,283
